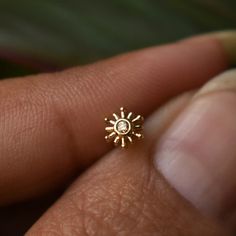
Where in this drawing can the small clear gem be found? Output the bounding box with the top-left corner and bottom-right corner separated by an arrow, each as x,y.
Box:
117,120 -> 129,133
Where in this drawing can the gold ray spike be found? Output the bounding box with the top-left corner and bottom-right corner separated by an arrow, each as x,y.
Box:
113,113 -> 119,120
105,126 -> 114,132
114,136 -> 120,145
127,112 -> 133,120
133,133 -> 143,139
127,136 -> 133,143
105,131 -> 116,141
120,107 -> 125,118
132,115 -> 142,123
104,117 -> 115,125
121,137 -> 126,148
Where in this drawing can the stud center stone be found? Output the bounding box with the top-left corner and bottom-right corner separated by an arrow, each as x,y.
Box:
116,119 -> 130,135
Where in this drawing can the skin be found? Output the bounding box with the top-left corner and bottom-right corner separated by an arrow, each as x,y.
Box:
0,32 -> 235,235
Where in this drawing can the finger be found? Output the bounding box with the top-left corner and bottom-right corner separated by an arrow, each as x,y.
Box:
27,92 -> 229,236
0,31 -> 233,205
154,69 -> 236,231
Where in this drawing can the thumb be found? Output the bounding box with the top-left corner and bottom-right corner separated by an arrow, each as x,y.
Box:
154,69 -> 236,231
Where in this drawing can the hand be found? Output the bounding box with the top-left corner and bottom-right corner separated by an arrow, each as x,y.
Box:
0,31 -> 235,236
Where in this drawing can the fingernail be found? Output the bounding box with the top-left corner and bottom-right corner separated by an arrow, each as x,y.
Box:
210,31 -> 236,65
154,72 -> 236,217
182,30 -> 236,65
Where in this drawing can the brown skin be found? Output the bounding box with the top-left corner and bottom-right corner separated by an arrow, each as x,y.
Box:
27,147 -> 228,235
0,34 -> 232,235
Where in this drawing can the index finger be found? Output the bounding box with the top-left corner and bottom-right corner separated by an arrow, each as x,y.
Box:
0,32 -> 232,205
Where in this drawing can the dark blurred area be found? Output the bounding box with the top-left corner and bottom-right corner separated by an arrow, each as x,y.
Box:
0,0 -> 235,78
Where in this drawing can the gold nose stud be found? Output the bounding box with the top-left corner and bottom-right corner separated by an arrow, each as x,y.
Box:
104,107 -> 144,148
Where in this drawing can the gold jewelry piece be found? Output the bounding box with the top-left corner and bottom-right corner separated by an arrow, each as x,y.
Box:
104,107 -> 144,148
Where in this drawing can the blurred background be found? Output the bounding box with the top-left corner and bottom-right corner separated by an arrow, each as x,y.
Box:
0,0 -> 236,79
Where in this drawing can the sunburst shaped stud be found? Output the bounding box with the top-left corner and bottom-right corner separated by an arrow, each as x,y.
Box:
104,107 -> 144,148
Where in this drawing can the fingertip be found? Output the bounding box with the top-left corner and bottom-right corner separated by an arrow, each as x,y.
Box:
180,30 -> 236,65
